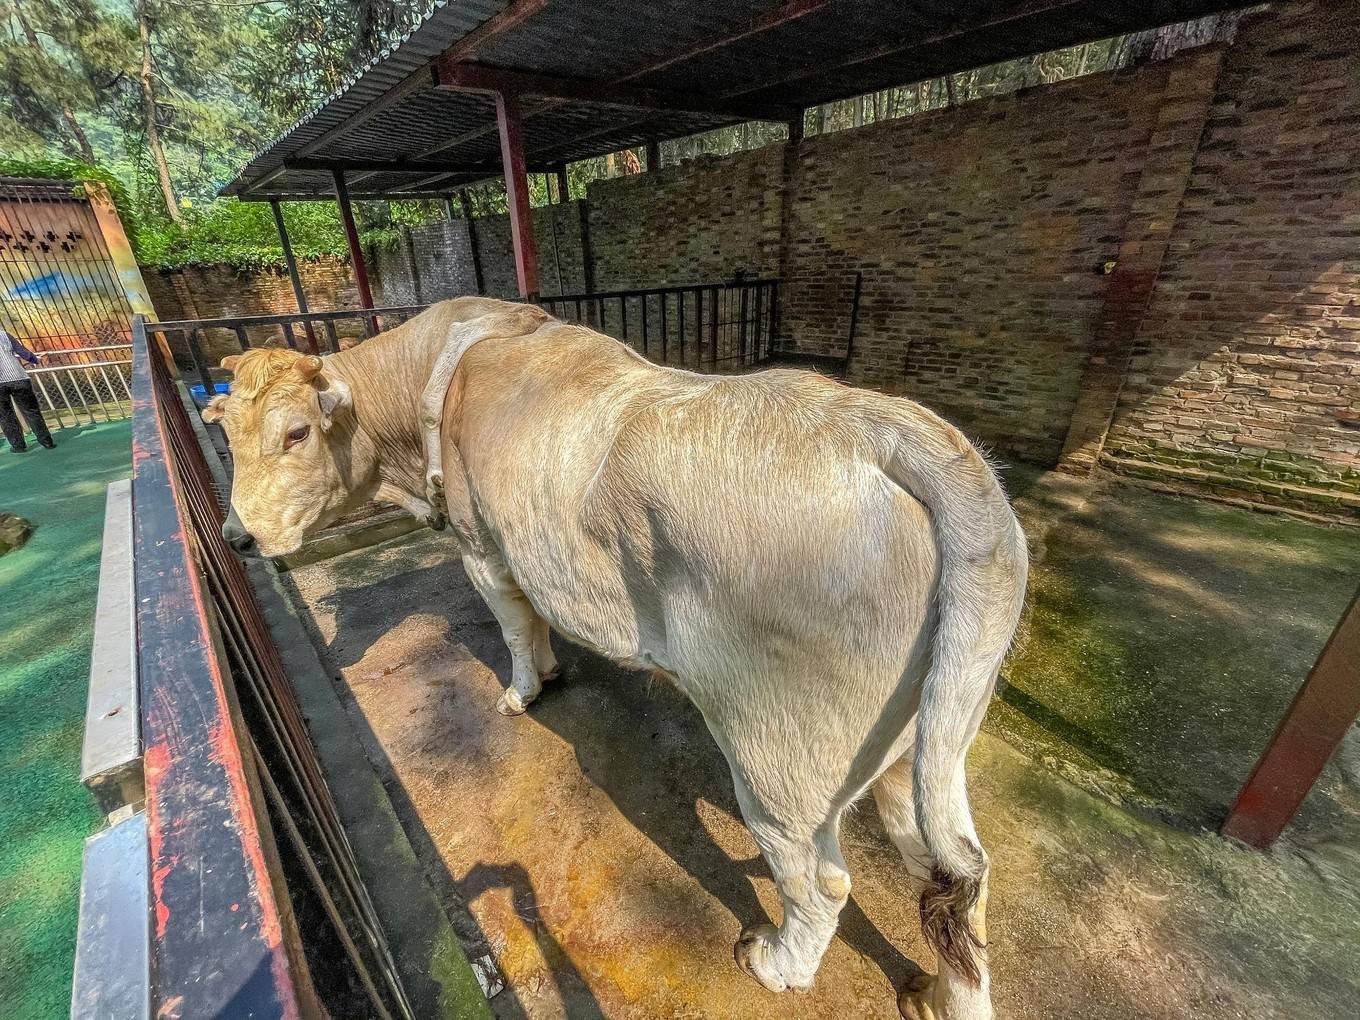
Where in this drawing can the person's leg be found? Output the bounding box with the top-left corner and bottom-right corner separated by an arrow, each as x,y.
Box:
11,381 -> 53,447
0,383 -> 27,452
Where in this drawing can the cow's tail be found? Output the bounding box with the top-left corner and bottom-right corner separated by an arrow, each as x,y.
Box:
879,404 -> 1027,984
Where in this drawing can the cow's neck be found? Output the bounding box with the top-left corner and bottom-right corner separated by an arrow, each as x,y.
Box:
325,327 -> 445,509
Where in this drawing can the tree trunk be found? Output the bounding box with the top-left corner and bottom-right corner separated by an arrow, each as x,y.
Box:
14,2 -> 95,163
137,0 -> 180,224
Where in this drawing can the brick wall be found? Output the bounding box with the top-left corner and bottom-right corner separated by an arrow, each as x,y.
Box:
144,0 -> 1359,514
1102,0 -> 1360,511
476,200 -> 588,298
780,65 -> 1170,463
585,149 -> 784,289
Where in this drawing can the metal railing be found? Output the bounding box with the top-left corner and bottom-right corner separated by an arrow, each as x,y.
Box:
146,305 -> 429,399
112,315 -> 415,1019
540,277 -> 780,370
26,345 -> 133,426
143,279 -> 782,404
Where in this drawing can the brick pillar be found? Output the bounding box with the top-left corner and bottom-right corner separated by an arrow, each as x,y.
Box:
1057,45 -> 1227,474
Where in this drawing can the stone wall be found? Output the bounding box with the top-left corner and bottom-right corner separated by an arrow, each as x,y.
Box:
142,0 -> 1360,514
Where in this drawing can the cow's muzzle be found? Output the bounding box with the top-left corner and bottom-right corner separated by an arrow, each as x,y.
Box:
222,507 -> 257,555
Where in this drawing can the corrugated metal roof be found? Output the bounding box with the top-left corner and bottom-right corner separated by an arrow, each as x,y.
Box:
225,0 -> 1251,201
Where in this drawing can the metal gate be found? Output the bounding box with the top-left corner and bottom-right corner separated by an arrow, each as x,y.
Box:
0,178 -> 135,422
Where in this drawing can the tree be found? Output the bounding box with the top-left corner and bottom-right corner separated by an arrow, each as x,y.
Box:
135,0 -> 178,221
0,0 -> 112,161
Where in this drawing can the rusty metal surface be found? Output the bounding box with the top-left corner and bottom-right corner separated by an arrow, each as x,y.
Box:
132,316 -> 305,1019
132,313 -> 420,1018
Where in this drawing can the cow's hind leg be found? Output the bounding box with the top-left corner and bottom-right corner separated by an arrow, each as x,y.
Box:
462,553 -> 553,715
874,758 -> 992,1020
725,763 -> 852,993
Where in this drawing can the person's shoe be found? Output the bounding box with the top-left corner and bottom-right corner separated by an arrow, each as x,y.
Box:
38,439 -> 55,449
7,444 -> 27,453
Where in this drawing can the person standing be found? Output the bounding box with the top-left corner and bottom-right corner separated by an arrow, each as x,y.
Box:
0,328 -> 55,453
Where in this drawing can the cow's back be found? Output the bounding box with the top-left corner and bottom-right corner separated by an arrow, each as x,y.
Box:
454,330 -> 940,704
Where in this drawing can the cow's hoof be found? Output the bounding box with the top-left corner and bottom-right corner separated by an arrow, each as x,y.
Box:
496,689 -> 530,716
734,925 -> 810,993
897,973 -> 938,1020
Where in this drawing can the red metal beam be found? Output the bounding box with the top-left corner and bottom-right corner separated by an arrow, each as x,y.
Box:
331,171 -> 378,333
494,92 -> 539,297
269,199 -> 318,354
434,61 -> 794,122
1222,588 -> 1360,847
414,0 -> 830,161
443,0 -> 549,63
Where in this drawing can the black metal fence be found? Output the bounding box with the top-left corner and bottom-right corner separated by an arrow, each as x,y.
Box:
538,277 -> 780,370
144,278 -> 781,401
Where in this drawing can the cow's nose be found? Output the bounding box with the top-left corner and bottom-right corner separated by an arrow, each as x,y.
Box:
221,509 -> 256,554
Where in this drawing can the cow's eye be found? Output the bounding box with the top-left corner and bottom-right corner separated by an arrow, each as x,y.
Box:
284,424 -> 310,450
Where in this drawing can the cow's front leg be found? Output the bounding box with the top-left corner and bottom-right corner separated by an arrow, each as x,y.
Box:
462,554 -> 549,716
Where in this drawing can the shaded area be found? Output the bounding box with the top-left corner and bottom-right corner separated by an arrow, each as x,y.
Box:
997,474 -> 1360,849
0,422 -> 131,1015
288,512 -> 1360,1018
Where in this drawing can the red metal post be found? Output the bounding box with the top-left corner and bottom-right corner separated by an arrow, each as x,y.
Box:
494,91 -> 539,298
1222,588 -> 1360,847
331,170 -> 376,318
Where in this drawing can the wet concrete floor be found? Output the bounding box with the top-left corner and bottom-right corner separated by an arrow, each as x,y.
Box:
286,485 -> 1360,1020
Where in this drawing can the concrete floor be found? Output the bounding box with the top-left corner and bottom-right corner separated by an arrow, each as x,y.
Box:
287,477 -> 1360,1020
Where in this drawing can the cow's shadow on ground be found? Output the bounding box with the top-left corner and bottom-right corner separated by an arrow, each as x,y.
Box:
313,553 -> 928,1010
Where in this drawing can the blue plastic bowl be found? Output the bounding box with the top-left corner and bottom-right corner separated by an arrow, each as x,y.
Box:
189,382 -> 231,407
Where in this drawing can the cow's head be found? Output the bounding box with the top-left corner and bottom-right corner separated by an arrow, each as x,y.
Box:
202,348 -> 358,557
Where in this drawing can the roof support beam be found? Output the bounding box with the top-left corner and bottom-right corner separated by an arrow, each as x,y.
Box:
413,0 -> 833,162
1222,590 -> 1360,847
286,157 -> 507,176
433,61 -> 795,122
494,92 -> 539,298
331,171 -> 377,331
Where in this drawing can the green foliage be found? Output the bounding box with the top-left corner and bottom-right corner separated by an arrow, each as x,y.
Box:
133,199 -> 345,271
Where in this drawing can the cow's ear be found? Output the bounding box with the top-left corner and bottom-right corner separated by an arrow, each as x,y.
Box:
314,373 -> 351,430
202,394 -> 229,424
220,354 -> 242,374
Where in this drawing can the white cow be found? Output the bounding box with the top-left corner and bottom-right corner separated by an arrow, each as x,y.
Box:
203,298 -> 1027,1019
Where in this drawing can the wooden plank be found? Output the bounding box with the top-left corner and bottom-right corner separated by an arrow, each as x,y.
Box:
1222,589 -> 1360,847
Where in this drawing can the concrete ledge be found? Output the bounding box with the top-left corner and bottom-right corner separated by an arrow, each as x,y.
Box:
70,809 -> 150,1020
280,508 -> 426,571
80,480 -> 143,814
1102,453 -> 1360,523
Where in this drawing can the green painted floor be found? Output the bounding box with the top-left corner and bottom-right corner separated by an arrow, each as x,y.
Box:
0,421 -> 132,1017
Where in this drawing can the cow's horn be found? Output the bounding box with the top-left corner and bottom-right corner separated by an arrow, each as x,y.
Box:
293,355 -> 324,382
